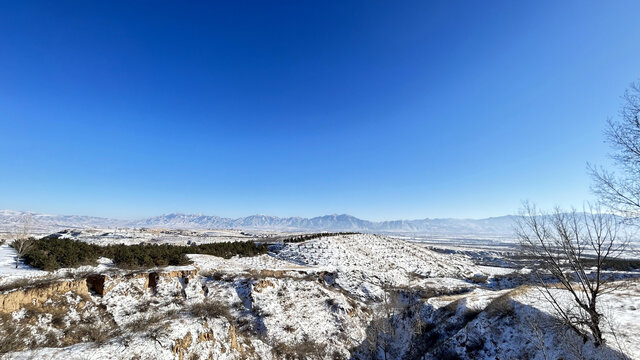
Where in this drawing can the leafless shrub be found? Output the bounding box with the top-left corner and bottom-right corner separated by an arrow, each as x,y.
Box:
9,214 -> 35,269
125,313 -> 165,334
190,299 -> 232,321
485,293 -> 515,317
51,310 -> 67,328
524,315 -> 550,360
442,298 -> 462,314
361,284 -> 402,360
64,320 -> 119,346
42,331 -> 60,348
484,287 -> 530,318
601,303 -> 633,360
170,296 -> 186,307
133,298 -> 155,314
0,314 -> 30,353
271,339 -> 328,360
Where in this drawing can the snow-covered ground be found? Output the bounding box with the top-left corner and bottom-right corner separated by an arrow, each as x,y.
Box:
53,228 -> 279,246
0,244 -> 47,282
0,233 -> 638,359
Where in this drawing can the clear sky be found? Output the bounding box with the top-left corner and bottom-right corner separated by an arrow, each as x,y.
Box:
1,1 -> 640,221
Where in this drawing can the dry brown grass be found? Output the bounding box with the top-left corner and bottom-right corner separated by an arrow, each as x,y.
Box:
64,321 -> 119,345
0,313 -> 30,353
271,339 -> 328,360
200,270 -> 231,282
190,299 -> 232,321
0,275 -> 60,292
443,298 -> 462,313
0,292 -> 120,352
485,286 -> 530,317
125,313 -> 165,334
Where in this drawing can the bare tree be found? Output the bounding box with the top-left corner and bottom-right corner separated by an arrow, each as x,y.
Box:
591,82 -> 640,219
361,284 -> 401,360
515,202 -> 628,346
524,315 -> 550,360
11,214 -> 35,268
406,290 -> 425,356
379,287 -> 397,360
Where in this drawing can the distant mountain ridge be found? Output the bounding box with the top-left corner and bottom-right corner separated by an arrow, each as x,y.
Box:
0,209 -> 517,236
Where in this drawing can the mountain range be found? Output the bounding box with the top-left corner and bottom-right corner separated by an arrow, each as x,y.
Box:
0,209 -> 518,237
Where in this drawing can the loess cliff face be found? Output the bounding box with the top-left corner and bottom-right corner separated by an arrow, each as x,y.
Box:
0,279 -> 89,313
0,268 -> 200,313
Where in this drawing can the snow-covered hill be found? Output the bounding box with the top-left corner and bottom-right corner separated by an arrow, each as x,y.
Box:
1,233 -> 637,359
0,209 -> 517,236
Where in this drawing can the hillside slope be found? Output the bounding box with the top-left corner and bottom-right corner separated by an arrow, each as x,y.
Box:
1,234 -> 637,359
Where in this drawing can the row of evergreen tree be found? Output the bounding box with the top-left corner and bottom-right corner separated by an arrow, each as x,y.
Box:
23,235 -> 269,271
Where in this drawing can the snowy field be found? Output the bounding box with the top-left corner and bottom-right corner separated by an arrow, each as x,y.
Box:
0,244 -> 47,281
0,231 -> 638,359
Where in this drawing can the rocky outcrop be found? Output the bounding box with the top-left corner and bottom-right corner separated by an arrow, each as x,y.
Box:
172,331 -> 193,360
227,324 -> 243,354
197,330 -> 215,343
253,279 -> 274,292
86,274 -> 109,296
153,269 -> 198,287
0,279 -> 89,313
160,269 -> 198,281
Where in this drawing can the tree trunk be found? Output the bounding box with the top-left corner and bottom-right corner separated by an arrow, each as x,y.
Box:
588,307 -> 603,346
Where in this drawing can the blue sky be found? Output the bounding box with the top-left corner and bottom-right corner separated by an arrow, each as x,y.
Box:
1,1 -> 640,220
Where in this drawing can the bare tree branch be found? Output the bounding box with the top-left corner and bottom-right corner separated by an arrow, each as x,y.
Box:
10,214 -> 35,269
516,203 -> 627,346
591,82 -> 640,218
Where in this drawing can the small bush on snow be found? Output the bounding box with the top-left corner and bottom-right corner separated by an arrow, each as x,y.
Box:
0,313 -> 31,353
190,300 -> 232,321
131,314 -> 163,331
271,339 -> 328,360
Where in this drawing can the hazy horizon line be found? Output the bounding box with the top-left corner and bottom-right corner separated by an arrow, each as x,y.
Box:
1,208 -> 517,223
